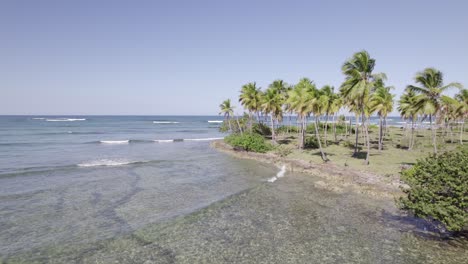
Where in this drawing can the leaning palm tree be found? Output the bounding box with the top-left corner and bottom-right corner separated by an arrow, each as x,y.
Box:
407,68 -> 463,154
340,50 -> 385,164
239,82 -> 262,132
370,83 -> 395,151
287,78 -> 316,148
261,87 -> 284,142
311,89 -> 330,162
398,90 -> 421,150
219,99 -> 235,132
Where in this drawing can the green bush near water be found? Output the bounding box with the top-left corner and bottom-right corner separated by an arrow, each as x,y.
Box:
224,133 -> 273,153
399,148 -> 468,232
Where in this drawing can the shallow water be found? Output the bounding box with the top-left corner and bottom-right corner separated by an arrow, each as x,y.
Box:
0,116 -> 466,263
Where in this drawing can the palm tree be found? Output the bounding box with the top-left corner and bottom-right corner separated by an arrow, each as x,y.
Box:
398,90 -> 420,150
340,50 -> 384,164
370,82 -> 395,151
320,85 -> 340,146
239,82 -> 262,132
407,68 -> 463,154
219,99 -> 235,132
311,89 -> 330,161
261,87 -> 284,142
287,78 -> 316,148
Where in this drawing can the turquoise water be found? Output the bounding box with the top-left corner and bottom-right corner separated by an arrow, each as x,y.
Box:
0,116 -> 466,263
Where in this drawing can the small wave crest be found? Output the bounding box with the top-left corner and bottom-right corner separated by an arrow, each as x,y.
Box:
276,165 -> 286,178
184,137 -> 224,141
46,118 -> 86,122
267,164 -> 287,183
154,139 -> 174,143
77,159 -> 138,167
207,120 -> 223,123
153,121 -> 180,124
99,140 -> 129,144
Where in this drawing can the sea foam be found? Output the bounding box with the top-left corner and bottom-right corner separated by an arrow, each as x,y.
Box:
46,118 -> 86,122
154,139 -> 174,143
77,159 -> 136,167
99,140 -> 129,144
153,121 -> 180,124
268,165 -> 287,183
184,137 -> 224,141
207,120 -> 223,123
276,165 -> 286,178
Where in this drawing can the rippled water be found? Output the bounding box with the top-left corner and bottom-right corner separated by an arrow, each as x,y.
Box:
0,116 -> 466,263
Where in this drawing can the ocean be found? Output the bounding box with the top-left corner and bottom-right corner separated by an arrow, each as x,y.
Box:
0,115 -> 465,263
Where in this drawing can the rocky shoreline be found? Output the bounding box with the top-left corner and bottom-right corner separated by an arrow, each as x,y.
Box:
211,140 -> 405,199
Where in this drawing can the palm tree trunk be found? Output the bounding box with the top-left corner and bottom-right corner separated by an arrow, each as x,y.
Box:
333,114 -> 337,142
227,117 -> 232,132
315,117 -> 328,161
236,116 -> 243,135
409,118 -> 415,150
378,115 -> 383,152
460,119 -> 464,145
430,114 -> 437,154
345,116 -> 348,138
450,123 -> 454,143
249,112 -> 253,133
270,115 -> 276,142
324,114 -> 329,147
353,114 -> 360,156
299,116 -> 305,149
364,117 -> 371,165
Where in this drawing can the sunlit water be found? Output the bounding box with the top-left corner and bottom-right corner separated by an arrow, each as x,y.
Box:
0,116 -> 466,263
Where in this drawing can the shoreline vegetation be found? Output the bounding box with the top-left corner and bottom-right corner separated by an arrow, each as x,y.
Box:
216,50 -> 467,234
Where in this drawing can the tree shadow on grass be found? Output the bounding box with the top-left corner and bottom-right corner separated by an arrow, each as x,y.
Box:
277,139 -> 292,144
310,151 -> 335,157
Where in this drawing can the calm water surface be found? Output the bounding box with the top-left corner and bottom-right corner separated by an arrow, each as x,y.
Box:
0,116 -> 466,263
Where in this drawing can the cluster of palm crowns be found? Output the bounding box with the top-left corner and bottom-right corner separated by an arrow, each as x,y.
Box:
219,50 -> 467,164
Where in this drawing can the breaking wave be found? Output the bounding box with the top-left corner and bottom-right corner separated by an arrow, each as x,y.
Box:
77,159 -> 140,167
45,118 -> 86,122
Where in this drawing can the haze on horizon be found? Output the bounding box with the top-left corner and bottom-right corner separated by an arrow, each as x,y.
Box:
1,0 -> 467,116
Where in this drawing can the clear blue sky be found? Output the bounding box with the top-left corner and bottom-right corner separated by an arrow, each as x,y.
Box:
1,0 -> 467,115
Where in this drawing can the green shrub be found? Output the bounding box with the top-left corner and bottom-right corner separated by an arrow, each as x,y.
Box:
304,136 -> 319,149
399,148 -> 468,232
274,145 -> 294,157
276,125 -> 299,134
224,133 -> 273,153
252,123 -> 272,136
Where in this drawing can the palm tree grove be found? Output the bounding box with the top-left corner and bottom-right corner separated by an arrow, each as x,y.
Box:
219,50 -> 467,233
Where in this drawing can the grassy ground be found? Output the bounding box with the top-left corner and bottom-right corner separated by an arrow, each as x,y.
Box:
272,125 -> 468,178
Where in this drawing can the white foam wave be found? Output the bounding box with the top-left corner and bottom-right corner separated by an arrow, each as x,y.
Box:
268,165 -> 287,183
154,139 -> 174,143
46,118 -> 86,122
153,121 -> 180,124
208,120 -> 223,123
32,117 -> 46,120
99,140 -> 129,144
184,137 -> 224,141
77,159 -> 135,167
276,165 -> 286,178
267,177 -> 277,183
